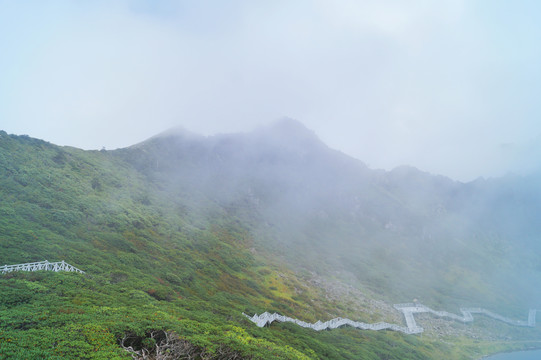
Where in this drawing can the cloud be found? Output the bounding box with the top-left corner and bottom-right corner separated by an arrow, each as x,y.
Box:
1,1 -> 540,180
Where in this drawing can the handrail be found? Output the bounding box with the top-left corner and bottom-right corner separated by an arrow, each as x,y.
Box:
246,303 -> 536,335
0,260 -> 84,274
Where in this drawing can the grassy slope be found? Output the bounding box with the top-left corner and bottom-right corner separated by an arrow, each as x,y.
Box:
0,131 -> 539,359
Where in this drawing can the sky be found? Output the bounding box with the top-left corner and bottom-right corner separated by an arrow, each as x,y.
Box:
1,0 -> 541,182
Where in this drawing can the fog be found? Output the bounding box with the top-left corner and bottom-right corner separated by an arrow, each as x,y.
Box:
113,118 -> 540,314
2,1 -> 541,181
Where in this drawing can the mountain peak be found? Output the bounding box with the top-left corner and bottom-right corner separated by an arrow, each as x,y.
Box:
265,118 -> 318,138
152,126 -> 204,140
268,117 -> 310,131
251,118 -> 325,153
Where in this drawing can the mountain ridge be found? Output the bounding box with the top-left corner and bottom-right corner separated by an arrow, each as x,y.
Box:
111,122 -> 541,309
1,123 -> 540,359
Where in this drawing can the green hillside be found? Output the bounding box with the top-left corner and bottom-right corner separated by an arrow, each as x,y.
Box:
1,126 -> 540,359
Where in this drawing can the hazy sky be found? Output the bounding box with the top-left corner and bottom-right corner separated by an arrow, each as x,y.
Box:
1,1 -> 541,181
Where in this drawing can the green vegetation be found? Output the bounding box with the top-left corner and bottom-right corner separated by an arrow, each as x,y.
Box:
0,130 -> 539,359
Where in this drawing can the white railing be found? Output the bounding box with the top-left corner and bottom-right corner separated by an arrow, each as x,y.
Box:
243,312 -> 418,334
529,309 -> 537,327
0,260 -> 84,274
246,303 -> 537,335
393,304 -> 536,330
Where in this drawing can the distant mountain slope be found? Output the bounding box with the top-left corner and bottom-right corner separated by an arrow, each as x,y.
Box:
1,122 -> 540,359
116,119 -> 541,311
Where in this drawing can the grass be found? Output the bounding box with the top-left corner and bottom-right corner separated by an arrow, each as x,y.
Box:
1,131 -> 540,359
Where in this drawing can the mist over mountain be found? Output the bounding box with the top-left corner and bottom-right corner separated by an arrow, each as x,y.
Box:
1,120 -> 540,359
116,118 -> 541,310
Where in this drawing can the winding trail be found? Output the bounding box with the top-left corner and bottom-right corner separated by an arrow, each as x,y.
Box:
3,261 -> 535,336
245,303 -> 536,335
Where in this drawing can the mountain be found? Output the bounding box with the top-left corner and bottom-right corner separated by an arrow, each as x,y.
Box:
118,119 -> 541,310
1,121 -> 540,359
